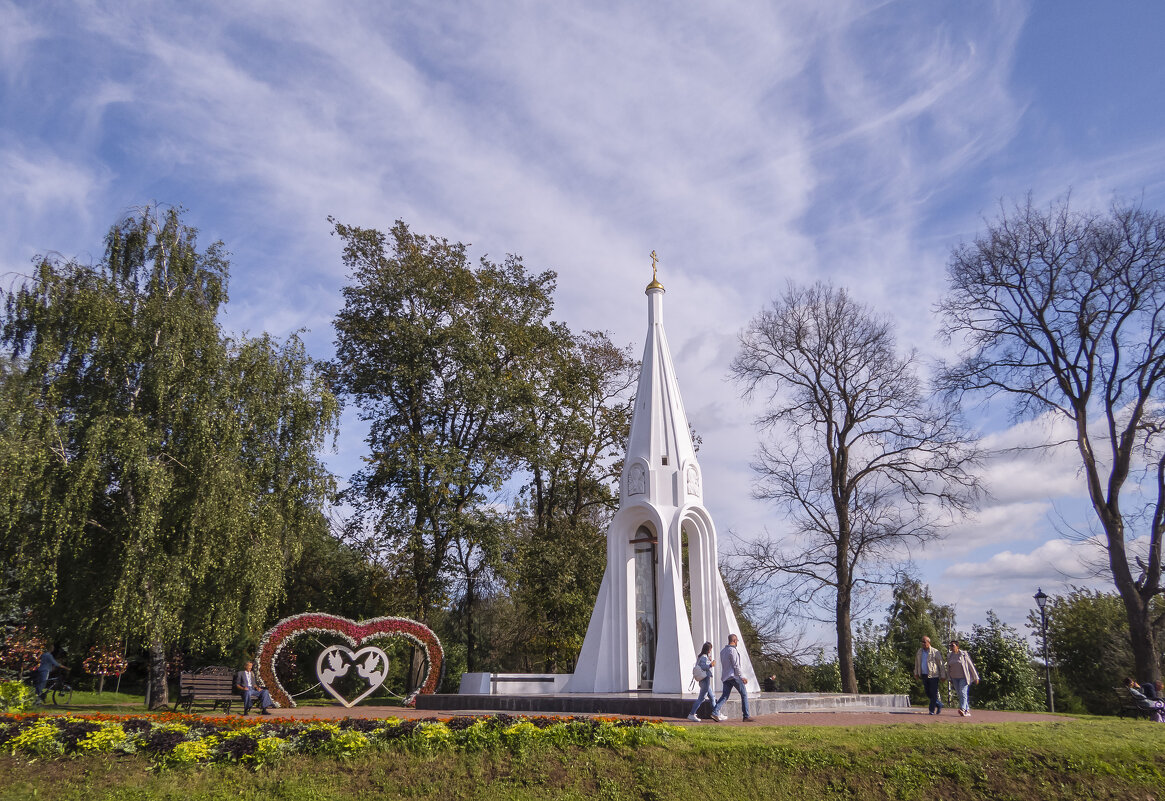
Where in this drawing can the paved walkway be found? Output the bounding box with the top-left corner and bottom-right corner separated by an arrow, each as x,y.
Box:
247,704 -> 1062,727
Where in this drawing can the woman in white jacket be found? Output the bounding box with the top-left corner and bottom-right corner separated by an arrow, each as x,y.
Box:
946,640 -> 980,717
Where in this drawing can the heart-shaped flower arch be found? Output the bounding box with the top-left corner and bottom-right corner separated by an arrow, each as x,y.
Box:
256,613 -> 444,707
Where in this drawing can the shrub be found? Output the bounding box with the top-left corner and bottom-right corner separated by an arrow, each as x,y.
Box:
967,612 -> 1042,712
0,680 -> 32,712
7,719 -> 64,757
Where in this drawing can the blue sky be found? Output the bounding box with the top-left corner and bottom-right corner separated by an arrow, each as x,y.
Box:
4,1 -> 1165,645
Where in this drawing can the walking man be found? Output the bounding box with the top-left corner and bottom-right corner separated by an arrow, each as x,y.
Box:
913,636 -> 944,715
710,634 -> 753,722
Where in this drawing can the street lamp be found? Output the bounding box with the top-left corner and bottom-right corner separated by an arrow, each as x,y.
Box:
1034,588 -> 1054,713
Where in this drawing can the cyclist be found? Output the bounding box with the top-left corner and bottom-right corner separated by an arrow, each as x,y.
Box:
34,647 -> 68,703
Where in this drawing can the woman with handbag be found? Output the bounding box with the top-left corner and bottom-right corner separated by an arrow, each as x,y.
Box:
687,642 -> 716,722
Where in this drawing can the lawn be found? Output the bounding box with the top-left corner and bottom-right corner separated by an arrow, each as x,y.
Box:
1,715 -> 1163,800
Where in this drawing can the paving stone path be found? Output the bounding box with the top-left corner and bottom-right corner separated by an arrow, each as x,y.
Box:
244,704 -> 1063,726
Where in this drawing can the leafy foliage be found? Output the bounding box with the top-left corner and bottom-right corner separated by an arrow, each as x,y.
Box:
807,648 -> 842,693
1029,587 -> 1164,714
966,612 -> 1041,711
0,206 -> 339,705
507,331 -> 637,671
329,219 -> 637,675
0,680 -> 33,711
884,575 -> 956,704
330,219 -> 559,631
852,620 -> 912,695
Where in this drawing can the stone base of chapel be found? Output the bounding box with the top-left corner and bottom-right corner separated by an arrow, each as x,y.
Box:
414,691 -> 910,717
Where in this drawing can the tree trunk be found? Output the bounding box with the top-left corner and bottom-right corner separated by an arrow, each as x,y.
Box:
1121,589 -> 1162,684
1129,617 -> 1161,684
836,595 -> 857,693
835,508 -> 858,693
464,579 -> 477,674
147,640 -> 169,710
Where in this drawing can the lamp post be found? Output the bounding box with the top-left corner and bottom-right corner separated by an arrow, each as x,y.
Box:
1034,588 -> 1054,713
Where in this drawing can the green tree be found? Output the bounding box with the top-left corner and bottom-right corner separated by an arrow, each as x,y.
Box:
808,648 -> 842,693
0,207 -> 339,707
853,619 -> 912,695
939,198 -> 1165,682
509,331 -> 637,671
885,576 -> 957,703
275,524 -> 405,622
329,219 -> 559,672
1028,587 -> 1162,714
966,612 -> 1041,711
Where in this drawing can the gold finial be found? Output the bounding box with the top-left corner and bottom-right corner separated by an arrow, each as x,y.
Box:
646,250 -> 664,293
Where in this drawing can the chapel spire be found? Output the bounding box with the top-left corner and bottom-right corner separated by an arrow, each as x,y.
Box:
624,251 -> 698,507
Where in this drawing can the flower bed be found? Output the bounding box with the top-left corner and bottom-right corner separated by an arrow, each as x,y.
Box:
0,712 -> 682,768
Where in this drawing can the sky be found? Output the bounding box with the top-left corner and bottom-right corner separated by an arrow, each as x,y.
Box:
3,0 -> 1165,649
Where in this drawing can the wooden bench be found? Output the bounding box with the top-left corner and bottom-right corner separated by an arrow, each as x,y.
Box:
174,666 -> 241,714
1114,686 -> 1156,720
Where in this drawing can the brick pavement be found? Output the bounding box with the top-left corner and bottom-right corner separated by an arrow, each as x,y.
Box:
239,704 -> 1062,726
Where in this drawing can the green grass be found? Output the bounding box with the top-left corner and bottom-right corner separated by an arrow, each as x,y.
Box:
2,717 -> 1164,800
31,690 -> 149,715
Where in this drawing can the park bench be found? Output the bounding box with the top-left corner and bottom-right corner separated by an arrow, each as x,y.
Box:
1113,686 -> 1155,720
174,666 -> 242,714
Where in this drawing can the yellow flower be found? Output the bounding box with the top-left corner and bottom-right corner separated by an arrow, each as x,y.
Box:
169,738 -> 213,763
78,723 -> 129,753
9,720 -> 63,757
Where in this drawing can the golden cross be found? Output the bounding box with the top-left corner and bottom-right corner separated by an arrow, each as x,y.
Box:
650,250 -> 659,280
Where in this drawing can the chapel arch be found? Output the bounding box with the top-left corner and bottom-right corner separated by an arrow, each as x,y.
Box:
629,523 -> 658,689
680,509 -> 716,652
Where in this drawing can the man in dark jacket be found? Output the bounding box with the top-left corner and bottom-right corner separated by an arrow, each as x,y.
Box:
234,660 -> 273,714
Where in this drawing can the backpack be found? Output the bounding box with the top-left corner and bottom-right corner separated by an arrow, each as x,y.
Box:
692,663 -> 708,681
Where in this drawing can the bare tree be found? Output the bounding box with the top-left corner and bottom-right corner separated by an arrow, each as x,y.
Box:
938,197 -> 1165,682
732,282 -> 979,692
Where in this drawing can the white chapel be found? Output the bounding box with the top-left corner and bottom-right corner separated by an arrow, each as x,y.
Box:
567,257 -> 757,694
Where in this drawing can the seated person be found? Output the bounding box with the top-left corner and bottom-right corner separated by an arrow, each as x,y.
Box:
234,659 -> 274,715
1123,677 -> 1165,716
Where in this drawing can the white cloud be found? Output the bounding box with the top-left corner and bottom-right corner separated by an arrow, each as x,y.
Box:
0,148 -> 103,215
944,537 -> 1100,581
926,501 -> 1052,557
0,0 -> 43,78
6,0 -> 1165,645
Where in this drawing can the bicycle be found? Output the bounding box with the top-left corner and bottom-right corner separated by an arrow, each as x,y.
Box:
29,672 -> 73,707
45,673 -> 73,706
